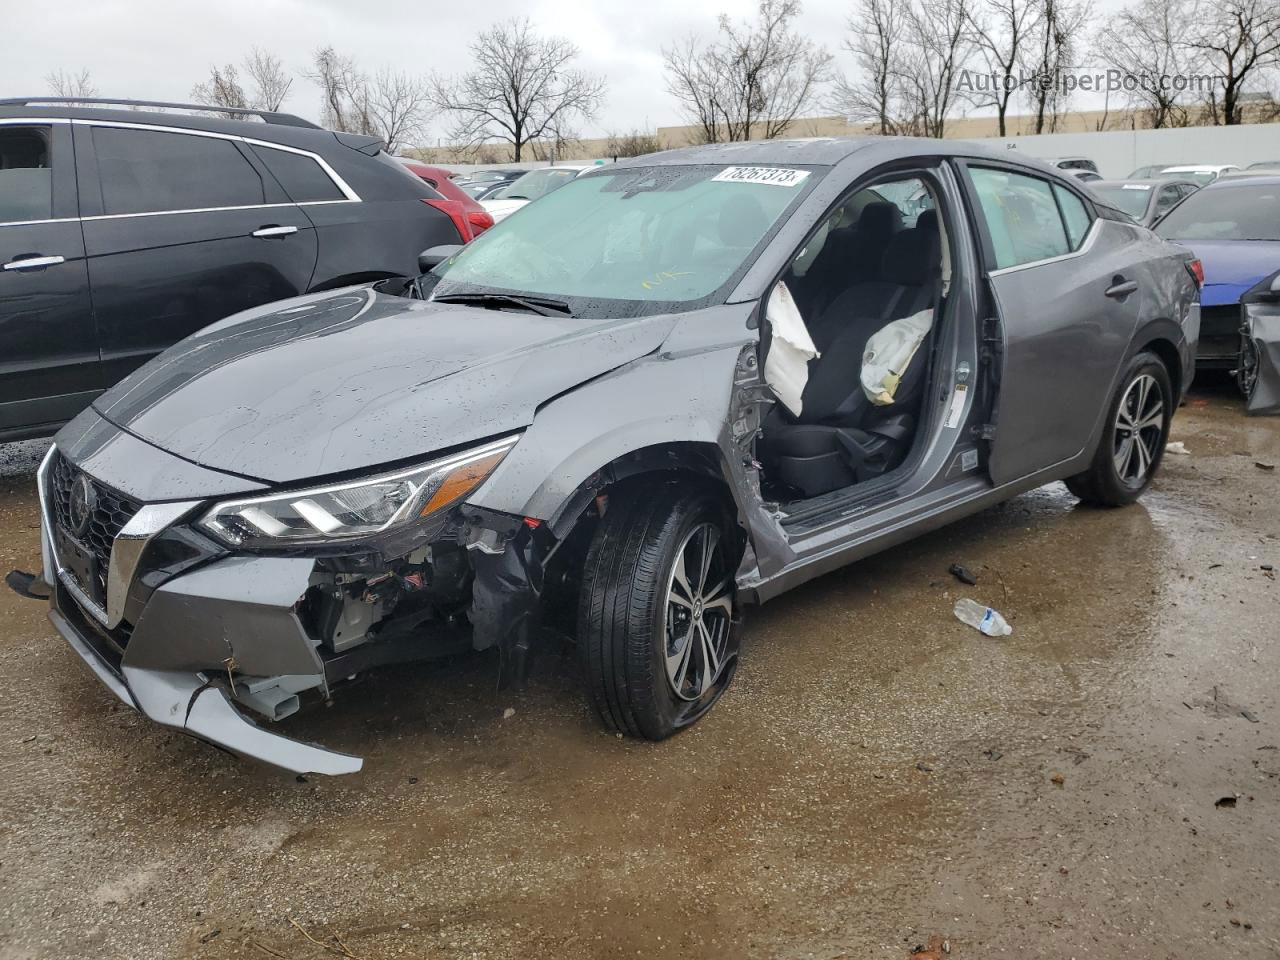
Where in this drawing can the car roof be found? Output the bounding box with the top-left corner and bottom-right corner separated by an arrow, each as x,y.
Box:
0,101 -> 362,153
1202,173 -> 1280,188
1092,178 -> 1192,187
1160,164 -> 1236,172
611,135 -> 1034,171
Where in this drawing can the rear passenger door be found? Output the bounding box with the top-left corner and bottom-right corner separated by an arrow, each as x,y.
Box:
0,120 -> 97,435
75,122 -> 318,386
958,163 -> 1143,484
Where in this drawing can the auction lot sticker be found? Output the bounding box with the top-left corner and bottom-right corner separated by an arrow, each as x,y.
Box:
712,166 -> 810,187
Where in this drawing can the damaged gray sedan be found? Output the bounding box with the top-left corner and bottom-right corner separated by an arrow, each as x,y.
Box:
9,138 -> 1202,775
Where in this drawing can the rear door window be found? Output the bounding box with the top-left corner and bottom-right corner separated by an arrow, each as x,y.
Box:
252,145 -> 346,202
1052,184 -> 1094,248
0,126 -> 53,223
91,126 -> 265,215
967,167 -> 1070,269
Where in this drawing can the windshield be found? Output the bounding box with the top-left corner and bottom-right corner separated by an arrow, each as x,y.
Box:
1093,184 -> 1151,218
490,167 -> 582,201
430,163 -> 818,317
1162,170 -> 1216,186
1155,183 -> 1280,240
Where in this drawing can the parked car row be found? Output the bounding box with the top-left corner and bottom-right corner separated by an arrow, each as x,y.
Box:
1044,155 -> 1279,395
0,97 -> 468,442
8,130 -> 1203,775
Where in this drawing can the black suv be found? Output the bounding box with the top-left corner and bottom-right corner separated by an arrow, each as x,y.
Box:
0,97 -> 462,441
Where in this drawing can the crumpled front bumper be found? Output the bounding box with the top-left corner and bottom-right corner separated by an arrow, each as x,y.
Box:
48,599 -> 362,776
36,436 -> 364,777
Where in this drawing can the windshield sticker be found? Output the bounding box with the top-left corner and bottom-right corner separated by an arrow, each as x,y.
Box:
1122,184 -> 1152,190
712,166 -> 810,187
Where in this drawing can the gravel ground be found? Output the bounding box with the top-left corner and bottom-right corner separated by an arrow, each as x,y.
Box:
0,382 -> 1276,960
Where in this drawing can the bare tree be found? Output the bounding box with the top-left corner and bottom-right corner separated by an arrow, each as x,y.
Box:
1095,0 -> 1200,128
308,46 -> 369,133
664,0 -> 832,143
45,69 -> 98,101
900,0 -> 976,137
1186,0 -> 1280,124
605,129 -> 665,158
306,49 -> 431,151
431,19 -> 605,162
243,47 -> 292,111
1021,0 -> 1092,132
964,0 -> 1042,134
365,68 -> 432,152
191,65 -> 249,116
192,49 -> 293,117
830,0 -> 908,134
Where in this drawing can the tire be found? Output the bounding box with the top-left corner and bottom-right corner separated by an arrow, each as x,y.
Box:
577,481 -> 741,740
1065,351 -> 1172,507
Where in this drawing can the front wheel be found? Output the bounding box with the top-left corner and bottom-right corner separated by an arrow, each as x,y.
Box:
577,482 -> 741,740
1065,351 -> 1172,507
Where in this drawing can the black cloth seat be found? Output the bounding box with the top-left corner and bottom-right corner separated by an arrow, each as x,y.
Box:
760,210 -> 942,499
789,201 -> 902,321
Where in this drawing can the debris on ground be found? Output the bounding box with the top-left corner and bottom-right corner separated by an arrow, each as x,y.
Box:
1192,686 -> 1260,722
953,598 -> 1012,637
983,748 -> 1003,761
910,935 -> 951,958
1061,746 -> 1091,765
1166,441 -> 1191,455
916,762 -> 934,773
1256,461 -> 1276,471
503,707 -> 516,719
1050,773 -> 1066,786
1215,796 -> 1238,809
948,563 -> 978,585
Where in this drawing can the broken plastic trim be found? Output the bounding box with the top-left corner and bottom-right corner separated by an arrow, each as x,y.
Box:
1240,271 -> 1280,415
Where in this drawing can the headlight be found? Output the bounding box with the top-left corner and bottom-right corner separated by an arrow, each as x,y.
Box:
198,435 -> 518,548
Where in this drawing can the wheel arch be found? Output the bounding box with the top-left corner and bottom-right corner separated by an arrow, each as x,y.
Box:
1128,317 -> 1186,404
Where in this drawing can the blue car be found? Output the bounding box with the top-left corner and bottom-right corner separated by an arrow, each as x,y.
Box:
1154,176 -> 1280,371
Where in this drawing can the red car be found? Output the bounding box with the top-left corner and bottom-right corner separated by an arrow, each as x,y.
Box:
399,160 -> 495,241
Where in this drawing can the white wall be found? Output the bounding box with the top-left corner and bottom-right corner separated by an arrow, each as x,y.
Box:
958,122 -> 1280,178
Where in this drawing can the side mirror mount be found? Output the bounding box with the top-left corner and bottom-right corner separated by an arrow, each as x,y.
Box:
418,245 -> 462,273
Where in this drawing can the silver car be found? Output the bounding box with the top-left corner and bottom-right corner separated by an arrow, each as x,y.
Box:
9,138 -> 1201,775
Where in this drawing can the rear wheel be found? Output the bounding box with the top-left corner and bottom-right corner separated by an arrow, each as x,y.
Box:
577,482 -> 740,740
1065,351 -> 1172,507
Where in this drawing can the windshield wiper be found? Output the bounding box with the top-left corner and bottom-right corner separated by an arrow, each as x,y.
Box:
432,292 -> 574,317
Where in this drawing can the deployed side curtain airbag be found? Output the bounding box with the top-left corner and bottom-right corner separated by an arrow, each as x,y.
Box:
861,307 -> 934,406
765,282 -> 820,417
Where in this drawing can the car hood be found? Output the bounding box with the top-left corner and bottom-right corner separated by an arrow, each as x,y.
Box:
92,287 -> 677,485
480,198 -> 529,222
1171,239 -> 1280,306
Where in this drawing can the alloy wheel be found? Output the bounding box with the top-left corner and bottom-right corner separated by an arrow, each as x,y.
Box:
1113,373 -> 1165,486
663,522 -> 734,701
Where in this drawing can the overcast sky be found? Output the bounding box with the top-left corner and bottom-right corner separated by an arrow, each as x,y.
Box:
2,0 -> 858,141
5,0 -> 1131,142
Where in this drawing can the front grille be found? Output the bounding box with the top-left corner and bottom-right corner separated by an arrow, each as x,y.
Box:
48,451 -> 142,606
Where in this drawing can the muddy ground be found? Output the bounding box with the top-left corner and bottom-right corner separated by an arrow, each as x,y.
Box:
0,381 -> 1276,960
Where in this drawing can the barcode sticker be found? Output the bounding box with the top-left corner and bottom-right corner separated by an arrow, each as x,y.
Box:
711,166 -> 810,187
945,383 -> 968,429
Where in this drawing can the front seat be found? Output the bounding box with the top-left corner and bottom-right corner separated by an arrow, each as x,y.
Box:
759,212 -> 942,498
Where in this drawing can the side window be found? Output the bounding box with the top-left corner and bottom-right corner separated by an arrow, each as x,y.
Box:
1053,184 -> 1093,249
253,146 -> 346,202
968,167 -> 1068,269
1155,186 -> 1181,215
91,127 -> 265,215
0,126 -> 53,223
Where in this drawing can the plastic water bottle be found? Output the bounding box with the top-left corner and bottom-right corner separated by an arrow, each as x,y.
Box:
953,598 -> 1012,637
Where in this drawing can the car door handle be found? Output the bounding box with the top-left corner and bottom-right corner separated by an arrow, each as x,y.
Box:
1105,277 -> 1138,299
2,254 -> 65,272
251,225 -> 298,239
